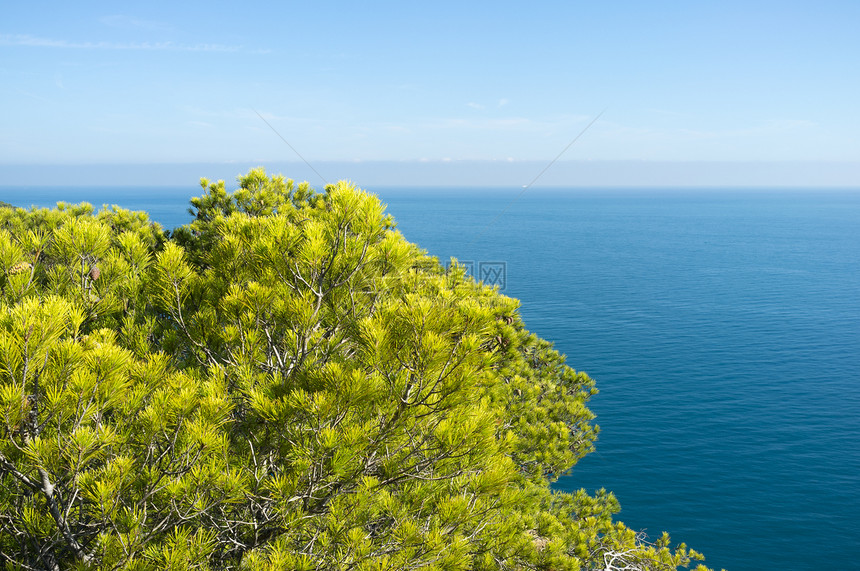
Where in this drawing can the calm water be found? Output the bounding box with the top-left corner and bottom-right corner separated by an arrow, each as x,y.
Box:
4,185 -> 859,570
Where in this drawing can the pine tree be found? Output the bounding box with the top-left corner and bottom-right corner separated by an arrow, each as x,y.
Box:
0,169 -> 711,570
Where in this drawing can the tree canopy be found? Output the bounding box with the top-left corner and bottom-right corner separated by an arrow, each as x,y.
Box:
0,169 -> 710,570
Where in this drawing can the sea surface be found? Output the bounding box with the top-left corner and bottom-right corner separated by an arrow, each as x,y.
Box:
3,185 -> 859,571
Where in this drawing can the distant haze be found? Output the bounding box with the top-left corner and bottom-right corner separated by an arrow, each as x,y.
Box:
1,161 -> 858,189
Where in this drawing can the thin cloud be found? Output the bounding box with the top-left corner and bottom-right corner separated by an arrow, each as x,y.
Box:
0,33 -> 262,53
443,117 -> 533,129
100,14 -> 172,32
426,116 -> 558,132
645,108 -> 686,117
468,100 -> 510,110
676,119 -> 819,140
13,87 -> 52,103
765,119 -> 818,130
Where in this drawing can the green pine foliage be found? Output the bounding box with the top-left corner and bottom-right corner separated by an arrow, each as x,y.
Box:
0,168 -> 712,570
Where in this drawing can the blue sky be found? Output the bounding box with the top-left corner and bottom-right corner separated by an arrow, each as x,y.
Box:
2,1 -> 859,185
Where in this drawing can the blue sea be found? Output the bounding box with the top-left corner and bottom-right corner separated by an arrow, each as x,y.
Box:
4,185 -> 859,571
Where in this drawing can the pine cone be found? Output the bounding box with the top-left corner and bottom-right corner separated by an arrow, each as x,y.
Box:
8,262 -> 32,275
